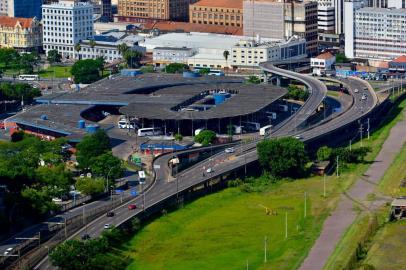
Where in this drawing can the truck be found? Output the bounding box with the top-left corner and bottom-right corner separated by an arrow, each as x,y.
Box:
260,125 -> 273,136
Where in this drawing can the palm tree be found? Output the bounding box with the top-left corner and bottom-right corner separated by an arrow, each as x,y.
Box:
89,39 -> 96,59
223,50 -> 230,75
74,43 -> 82,60
117,43 -> 129,59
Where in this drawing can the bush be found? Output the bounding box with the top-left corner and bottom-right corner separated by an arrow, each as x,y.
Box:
165,63 -> 189,74
76,177 -> 105,196
317,146 -> 332,161
246,75 -> 261,84
286,84 -> 309,101
174,133 -> 183,141
71,59 -> 103,84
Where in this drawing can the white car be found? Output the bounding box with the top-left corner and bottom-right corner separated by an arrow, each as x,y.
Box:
4,247 -> 13,255
361,94 -> 367,100
225,147 -> 235,153
294,135 -> 303,140
104,224 -> 111,229
354,88 -> 359,93
206,168 -> 214,173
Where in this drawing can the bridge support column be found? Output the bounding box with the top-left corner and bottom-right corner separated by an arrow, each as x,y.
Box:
276,76 -> 282,87
263,71 -> 269,84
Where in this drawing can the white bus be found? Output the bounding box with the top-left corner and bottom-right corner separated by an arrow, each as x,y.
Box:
18,74 -> 39,81
137,127 -> 162,137
208,69 -> 225,76
138,171 -> 146,183
242,121 -> 260,132
260,125 -> 273,136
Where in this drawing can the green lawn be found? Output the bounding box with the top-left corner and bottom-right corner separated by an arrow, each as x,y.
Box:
117,99 -> 406,270
37,65 -> 71,78
363,220 -> 406,270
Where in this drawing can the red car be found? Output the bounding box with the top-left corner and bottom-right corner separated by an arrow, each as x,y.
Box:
128,204 -> 137,210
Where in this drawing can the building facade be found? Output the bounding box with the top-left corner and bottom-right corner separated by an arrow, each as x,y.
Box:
345,7 -> 406,60
153,47 -> 194,65
189,0 -> 243,27
0,16 -> 42,51
90,0 -> 112,21
0,0 -> 7,15
230,36 -> 307,68
243,0 -> 318,55
116,0 -> 197,22
7,0 -> 42,19
310,51 -> 336,75
42,1 -> 94,59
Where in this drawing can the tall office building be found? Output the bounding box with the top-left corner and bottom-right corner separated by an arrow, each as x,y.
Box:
117,0 -> 198,22
243,0 -> 318,55
0,0 -> 7,15
345,6 -> 406,60
8,0 -> 43,19
42,0 -> 94,59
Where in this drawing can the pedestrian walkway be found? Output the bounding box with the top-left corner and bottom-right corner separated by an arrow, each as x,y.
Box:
299,109 -> 406,270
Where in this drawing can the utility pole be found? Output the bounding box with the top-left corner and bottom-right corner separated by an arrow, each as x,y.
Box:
367,118 -> 370,140
360,123 -> 363,147
304,192 -> 307,218
323,174 -> 326,198
264,236 -> 267,263
336,155 -> 339,177
285,212 -> 288,238
349,139 -> 352,151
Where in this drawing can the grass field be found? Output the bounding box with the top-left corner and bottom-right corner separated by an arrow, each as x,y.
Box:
363,220 -> 406,270
118,99 -> 406,270
37,65 -> 71,78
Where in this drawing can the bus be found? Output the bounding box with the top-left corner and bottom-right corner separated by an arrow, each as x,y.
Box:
18,74 -> 39,81
138,171 -> 146,184
208,69 -> 225,76
242,121 -> 260,132
260,125 -> 273,136
137,127 -> 162,137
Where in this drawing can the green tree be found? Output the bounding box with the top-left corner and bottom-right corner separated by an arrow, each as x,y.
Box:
140,65 -> 155,73
74,43 -> 82,60
76,130 -> 111,169
47,49 -> 62,65
317,146 -> 332,161
75,177 -> 105,196
335,53 -> 349,63
174,133 -> 183,142
71,59 -> 103,84
257,137 -> 308,178
21,187 -> 59,215
117,43 -> 129,58
0,48 -> 19,68
35,165 -> 73,194
124,50 -> 143,68
195,130 -> 216,146
286,84 -> 309,101
223,50 -> 230,75
165,63 -> 188,74
227,124 -> 234,138
90,152 -> 124,180
246,75 -> 261,84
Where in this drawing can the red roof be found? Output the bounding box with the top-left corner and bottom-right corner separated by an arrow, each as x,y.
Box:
392,55 -> 406,63
142,21 -> 243,35
315,52 -> 334,60
0,16 -> 34,29
191,0 -> 243,9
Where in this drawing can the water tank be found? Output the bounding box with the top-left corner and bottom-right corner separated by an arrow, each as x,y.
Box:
213,93 -> 228,105
85,124 -> 100,133
78,120 -> 86,129
183,71 -> 200,78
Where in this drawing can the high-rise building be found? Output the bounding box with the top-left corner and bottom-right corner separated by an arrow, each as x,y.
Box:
116,0 -> 198,22
0,0 -> 8,15
42,0 -> 94,59
345,7 -> 406,60
189,0 -> 243,27
243,0 -> 318,55
7,0 -> 43,19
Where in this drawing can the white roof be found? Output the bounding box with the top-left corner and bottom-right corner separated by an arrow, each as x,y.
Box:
141,32 -> 276,51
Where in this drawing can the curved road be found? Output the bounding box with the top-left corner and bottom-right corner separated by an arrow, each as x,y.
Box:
34,69 -> 376,270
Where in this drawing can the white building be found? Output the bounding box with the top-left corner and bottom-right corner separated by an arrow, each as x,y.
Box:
42,0 -> 94,60
230,36 -> 307,68
345,7 -> 406,60
343,0 -> 369,58
153,47 -> 194,65
311,51 -> 336,75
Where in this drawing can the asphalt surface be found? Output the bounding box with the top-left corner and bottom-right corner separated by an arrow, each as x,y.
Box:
31,71 -> 377,270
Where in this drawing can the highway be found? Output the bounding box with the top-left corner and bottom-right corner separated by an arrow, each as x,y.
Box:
33,68 -> 377,270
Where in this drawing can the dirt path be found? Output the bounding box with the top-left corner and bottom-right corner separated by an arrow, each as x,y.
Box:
299,109 -> 406,270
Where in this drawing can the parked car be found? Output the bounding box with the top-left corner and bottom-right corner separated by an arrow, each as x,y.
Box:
4,247 -> 13,255
104,224 -> 111,230
81,234 -> 91,240
361,94 -> 367,100
106,211 -> 115,217
225,147 -> 235,153
128,204 -> 137,210
354,88 -> 359,93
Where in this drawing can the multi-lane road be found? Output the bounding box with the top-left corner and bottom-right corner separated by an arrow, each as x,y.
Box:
33,65 -> 379,270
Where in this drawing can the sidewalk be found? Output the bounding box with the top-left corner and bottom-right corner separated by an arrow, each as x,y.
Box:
299,109 -> 406,270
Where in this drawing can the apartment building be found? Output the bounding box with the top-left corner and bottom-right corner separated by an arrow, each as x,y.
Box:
345,7 -> 406,60
243,0 -> 318,55
0,16 -> 42,51
42,0 -> 94,59
189,0 -> 243,27
117,0 -> 197,22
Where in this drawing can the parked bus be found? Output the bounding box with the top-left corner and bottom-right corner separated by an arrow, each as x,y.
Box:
242,121 -> 260,132
208,69 -> 225,76
137,127 -> 162,137
18,74 -> 39,81
138,171 -> 146,183
260,125 -> 273,136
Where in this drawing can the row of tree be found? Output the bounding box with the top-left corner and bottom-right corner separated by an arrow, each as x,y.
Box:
0,48 -> 40,74
0,82 -> 41,102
